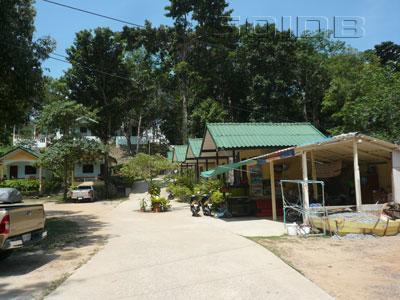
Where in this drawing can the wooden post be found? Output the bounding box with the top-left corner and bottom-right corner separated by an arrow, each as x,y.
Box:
392,150 -> 400,203
196,158 -> 200,181
39,166 -> 43,194
216,149 -> 219,166
206,158 -> 209,171
311,151 -> 318,201
270,160 -> 277,221
302,151 -> 310,210
353,140 -> 363,210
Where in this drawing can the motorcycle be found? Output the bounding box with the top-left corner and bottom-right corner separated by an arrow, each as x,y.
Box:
190,195 -> 201,217
200,194 -> 213,216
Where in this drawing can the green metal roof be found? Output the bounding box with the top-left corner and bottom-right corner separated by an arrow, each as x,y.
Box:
188,138 -> 203,158
206,123 -> 326,149
173,145 -> 188,163
167,151 -> 173,162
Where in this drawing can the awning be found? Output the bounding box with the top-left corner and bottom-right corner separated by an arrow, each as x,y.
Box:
201,159 -> 256,178
200,148 -> 296,178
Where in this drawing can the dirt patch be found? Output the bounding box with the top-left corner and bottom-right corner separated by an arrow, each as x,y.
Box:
0,199 -> 124,300
252,235 -> 400,299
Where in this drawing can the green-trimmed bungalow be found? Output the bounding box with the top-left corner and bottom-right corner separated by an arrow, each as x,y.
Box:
185,138 -> 216,179
199,123 -> 327,219
172,145 -> 195,173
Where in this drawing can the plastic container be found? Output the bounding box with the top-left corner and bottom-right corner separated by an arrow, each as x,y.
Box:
286,223 -> 298,236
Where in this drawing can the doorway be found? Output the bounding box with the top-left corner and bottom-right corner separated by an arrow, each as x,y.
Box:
9,165 -> 18,179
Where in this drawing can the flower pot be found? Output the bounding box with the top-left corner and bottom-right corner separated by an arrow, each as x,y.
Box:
153,203 -> 161,213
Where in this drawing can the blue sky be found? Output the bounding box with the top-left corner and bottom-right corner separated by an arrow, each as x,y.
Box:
34,0 -> 400,78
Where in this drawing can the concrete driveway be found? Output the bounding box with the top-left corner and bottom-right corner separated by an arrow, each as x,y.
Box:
48,182 -> 331,300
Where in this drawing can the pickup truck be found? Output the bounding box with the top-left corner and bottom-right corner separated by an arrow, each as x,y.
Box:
0,188 -> 47,260
71,182 -> 98,202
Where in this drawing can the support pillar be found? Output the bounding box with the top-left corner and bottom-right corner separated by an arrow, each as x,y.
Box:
206,158 -> 209,171
302,151 -> 310,210
311,151 -> 318,201
196,158 -> 200,181
39,167 -> 43,194
270,160 -> 277,221
392,150 -> 400,203
353,140 -> 362,210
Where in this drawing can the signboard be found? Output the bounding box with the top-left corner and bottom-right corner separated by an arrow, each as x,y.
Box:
249,164 -> 263,197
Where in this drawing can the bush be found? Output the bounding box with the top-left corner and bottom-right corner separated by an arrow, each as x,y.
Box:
169,184 -> 193,202
0,179 -> 40,193
210,191 -> 224,205
151,196 -> 171,211
148,181 -> 161,197
195,178 -> 223,195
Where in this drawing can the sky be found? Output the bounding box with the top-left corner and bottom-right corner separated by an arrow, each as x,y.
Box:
34,0 -> 400,78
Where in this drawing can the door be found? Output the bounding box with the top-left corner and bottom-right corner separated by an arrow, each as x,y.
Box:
10,165 -> 18,179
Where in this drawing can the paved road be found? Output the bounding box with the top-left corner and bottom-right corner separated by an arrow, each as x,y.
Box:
48,182 -> 331,300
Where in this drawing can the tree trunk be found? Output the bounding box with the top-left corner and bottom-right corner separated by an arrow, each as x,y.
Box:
63,161 -> 68,201
181,93 -> 188,144
136,114 -> 142,155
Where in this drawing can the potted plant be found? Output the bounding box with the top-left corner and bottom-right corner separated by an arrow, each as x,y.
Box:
151,196 -> 162,212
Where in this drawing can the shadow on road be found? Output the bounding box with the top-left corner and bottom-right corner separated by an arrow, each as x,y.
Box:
0,211 -> 109,299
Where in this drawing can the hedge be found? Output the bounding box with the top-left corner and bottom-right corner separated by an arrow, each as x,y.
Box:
0,179 -> 40,193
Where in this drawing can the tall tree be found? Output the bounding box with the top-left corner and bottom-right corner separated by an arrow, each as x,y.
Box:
38,100 -> 101,200
65,28 -> 128,195
0,0 -> 54,143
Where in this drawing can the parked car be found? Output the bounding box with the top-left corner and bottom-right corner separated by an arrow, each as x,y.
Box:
0,188 -> 47,260
71,182 -> 99,202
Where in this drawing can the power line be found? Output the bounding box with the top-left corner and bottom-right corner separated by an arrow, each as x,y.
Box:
40,0 -> 144,28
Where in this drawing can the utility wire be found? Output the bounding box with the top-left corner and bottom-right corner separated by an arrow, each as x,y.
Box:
40,0 -> 144,28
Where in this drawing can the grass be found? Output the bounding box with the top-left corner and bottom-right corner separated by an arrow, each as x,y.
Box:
42,273 -> 71,299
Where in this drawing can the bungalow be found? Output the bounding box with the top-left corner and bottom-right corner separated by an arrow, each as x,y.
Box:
202,132 -> 400,220
185,138 -> 216,179
0,147 -> 43,180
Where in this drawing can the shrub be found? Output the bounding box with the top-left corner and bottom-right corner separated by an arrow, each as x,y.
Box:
0,179 -> 40,193
169,185 -> 193,202
210,191 -> 224,205
148,181 -> 161,197
151,196 -> 171,211
195,178 -> 223,195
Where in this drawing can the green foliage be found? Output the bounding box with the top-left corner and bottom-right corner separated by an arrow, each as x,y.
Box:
168,184 -> 193,202
120,153 -> 175,183
148,181 -> 161,196
0,179 -> 40,193
210,190 -> 224,205
0,0 -> 55,141
194,178 -> 223,195
323,53 -> 400,141
37,99 -> 97,135
150,196 -> 171,211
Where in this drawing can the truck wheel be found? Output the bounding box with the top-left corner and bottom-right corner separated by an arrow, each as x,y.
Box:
0,250 -> 13,261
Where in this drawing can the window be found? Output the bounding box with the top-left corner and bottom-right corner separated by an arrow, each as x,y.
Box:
25,165 -> 37,175
82,164 -> 94,174
80,127 -> 88,134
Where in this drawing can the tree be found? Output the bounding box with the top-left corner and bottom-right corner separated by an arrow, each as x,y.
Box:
0,0 -> 54,143
373,41 -> 400,72
323,53 -> 400,142
37,99 -> 100,199
65,28 -> 129,195
120,153 -> 175,183
40,138 -> 106,200
190,98 -> 227,137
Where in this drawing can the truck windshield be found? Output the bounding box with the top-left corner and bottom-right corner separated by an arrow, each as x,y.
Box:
77,186 -> 92,190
